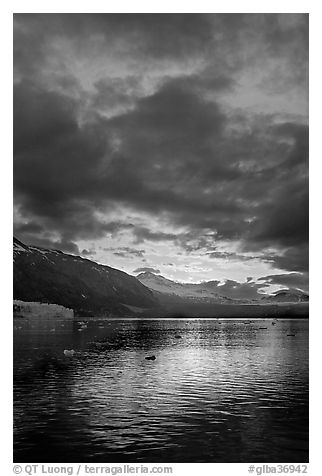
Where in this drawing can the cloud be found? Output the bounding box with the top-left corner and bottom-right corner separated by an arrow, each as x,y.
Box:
248,179 -> 308,249
14,76 -> 308,273
206,250 -> 256,261
14,80 -> 113,244
264,245 -> 309,273
258,272 -> 308,292
14,76 -> 240,245
14,233 -> 80,255
110,247 -> 145,258
14,81 -> 79,155
132,227 -> 179,244
13,14 -> 215,75
13,14 -> 308,280
133,267 -> 161,275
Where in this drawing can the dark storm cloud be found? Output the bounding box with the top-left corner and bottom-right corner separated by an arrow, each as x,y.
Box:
14,14 -> 308,95
244,129 -> 308,273
14,75 -> 241,245
14,13 -> 213,62
108,14 -> 214,59
14,81 -> 78,155
13,222 -> 44,235
251,189 -> 308,248
272,122 -> 309,168
14,13 -> 215,90
14,75 -> 308,270
110,81 -> 308,254
24,235 -> 80,254
13,14 -> 308,277
165,72 -> 234,94
133,267 -> 161,274
100,79 -> 245,229
132,227 -> 179,244
13,219 -> 80,253
92,76 -> 144,114
14,80 -> 113,244
264,245 -> 309,273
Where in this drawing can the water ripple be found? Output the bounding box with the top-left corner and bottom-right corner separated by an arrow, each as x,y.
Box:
14,318 -> 308,463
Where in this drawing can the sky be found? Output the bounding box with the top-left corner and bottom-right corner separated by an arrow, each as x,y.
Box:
13,13 -> 309,296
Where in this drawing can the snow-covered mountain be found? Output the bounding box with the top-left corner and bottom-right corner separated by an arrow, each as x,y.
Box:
137,272 -> 309,305
135,272 -> 308,318
13,237 -> 159,317
137,271 -> 239,303
261,289 -> 309,303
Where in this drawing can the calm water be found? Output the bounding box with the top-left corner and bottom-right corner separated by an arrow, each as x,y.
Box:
13,318 -> 309,463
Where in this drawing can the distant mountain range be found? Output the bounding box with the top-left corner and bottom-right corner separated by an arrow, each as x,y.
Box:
13,238 -> 309,318
137,271 -> 235,303
137,271 -> 309,304
260,289 -> 309,303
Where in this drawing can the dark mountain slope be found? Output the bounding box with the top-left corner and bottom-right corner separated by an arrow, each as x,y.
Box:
13,237 -> 159,316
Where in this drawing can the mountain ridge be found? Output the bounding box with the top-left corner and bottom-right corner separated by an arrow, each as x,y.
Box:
136,271 -> 309,304
136,271 -> 237,303
13,238 -> 309,318
13,237 -> 159,317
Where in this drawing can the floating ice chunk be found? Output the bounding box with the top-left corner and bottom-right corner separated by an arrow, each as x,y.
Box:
63,349 -> 75,356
